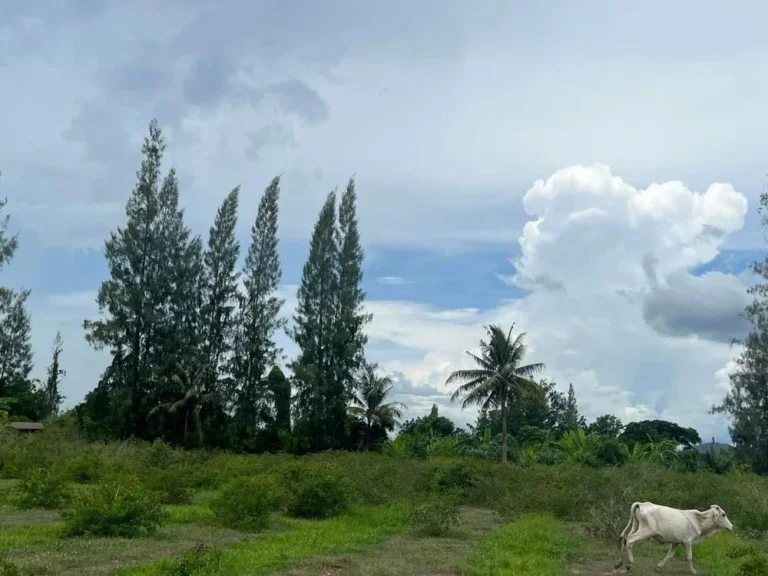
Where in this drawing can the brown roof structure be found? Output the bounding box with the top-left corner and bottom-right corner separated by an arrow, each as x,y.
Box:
8,422 -> 44,431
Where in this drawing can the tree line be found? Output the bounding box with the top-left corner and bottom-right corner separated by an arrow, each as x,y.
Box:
58,120 -> 371,452
2,118 -> 768,471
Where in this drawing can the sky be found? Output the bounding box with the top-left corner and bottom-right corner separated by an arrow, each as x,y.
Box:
2,0 -> 768,441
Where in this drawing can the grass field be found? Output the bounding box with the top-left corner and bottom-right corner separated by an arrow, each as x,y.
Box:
1,433 -> 767,575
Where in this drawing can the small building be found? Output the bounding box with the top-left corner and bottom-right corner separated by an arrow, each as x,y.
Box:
8,422 -> 44,433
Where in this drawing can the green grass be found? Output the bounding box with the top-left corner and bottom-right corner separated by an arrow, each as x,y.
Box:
466,514 -> 572,575
165,504 -> 215,525
276,506 -> 500,576
120,504 -> 410,576
0,522 -> 64,548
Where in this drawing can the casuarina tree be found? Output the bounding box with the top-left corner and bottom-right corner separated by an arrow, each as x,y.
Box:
84,120 -> 175,438
290,191 -> 340,450
232,177 -> 285,442
333,177 -> 371,406
201,187 -> 240,403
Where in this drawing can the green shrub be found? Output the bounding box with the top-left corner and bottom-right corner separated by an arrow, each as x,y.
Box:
158,544 -> 223,575
142,466 -> 194,505
411,492 -> 461,536
211,476 -> 280,531
65,446 -> 105,484
284,464 -> 350,519
429,460 -> 479,495
63,476 -> 166,537
15,467 -> 70,509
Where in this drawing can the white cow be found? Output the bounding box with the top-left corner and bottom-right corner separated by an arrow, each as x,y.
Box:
615,501 -> 733,574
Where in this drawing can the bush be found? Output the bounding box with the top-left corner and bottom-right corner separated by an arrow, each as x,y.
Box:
63,476 -> 167,537
65,446 -> 105,484
142,466 -> 194,505
284,464 -> 350,519
211,476 -> 280,531
411,492 -> 461,536
429,460 -> 479,495
16,467 -> 70,509
158,544 -> 223,576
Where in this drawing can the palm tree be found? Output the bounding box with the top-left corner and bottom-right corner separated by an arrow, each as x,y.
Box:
149,360 -> 219,445
349,363 -> 407,450
447,323 -> 545,463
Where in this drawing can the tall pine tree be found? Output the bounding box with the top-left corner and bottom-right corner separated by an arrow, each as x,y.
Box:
333,177 -> 371,409
43,331 -> 65,417
201,188 -> 240,402
232,177 -> 285,444
84,119 -> 170,438
0,288 -> 38,415
290,191 -> 340,450
0,185 -> 42,420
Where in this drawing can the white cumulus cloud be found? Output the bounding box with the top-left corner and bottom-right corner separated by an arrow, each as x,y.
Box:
359,165 -> 750,439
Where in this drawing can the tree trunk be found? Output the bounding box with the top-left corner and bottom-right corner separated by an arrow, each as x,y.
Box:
501,396 -> 508,464
184,410 -> 190,442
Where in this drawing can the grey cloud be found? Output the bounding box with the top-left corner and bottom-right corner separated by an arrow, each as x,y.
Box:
247,124 -> 297,160
698,224 -> 726,241
183,55 -> 235,108
511,272 -> 566,293
642,269 -> 751,343
268,81 -> 330,125
642,253 -> 659,289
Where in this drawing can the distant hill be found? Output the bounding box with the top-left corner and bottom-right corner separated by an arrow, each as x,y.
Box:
693,441 -> 735,454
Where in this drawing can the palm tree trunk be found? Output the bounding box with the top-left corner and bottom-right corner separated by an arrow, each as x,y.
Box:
501,396 -> 508,464
365,415 -> 372,450
184,410 -> 190,442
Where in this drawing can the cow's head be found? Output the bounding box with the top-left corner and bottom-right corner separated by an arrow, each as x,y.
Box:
709,505 -> 734,531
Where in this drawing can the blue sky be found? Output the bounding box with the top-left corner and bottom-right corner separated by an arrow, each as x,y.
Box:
3,0 -> 768,440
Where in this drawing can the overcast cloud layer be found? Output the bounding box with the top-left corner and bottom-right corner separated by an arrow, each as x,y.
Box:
3,0 -> 768,440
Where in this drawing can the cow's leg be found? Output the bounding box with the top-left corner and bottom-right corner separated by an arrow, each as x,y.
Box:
684,541 -> 696,575
614,508 -> 640,570
656,544 -> 678,570
625,528 -> 653,571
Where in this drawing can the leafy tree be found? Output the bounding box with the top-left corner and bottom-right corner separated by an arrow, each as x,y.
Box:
290,191 -> 340,450
446,323 -> 545,463
473,379 -> 550,443
401,404 -> 457,438
43,331 -> 65,417
84,120 -> 168,438
588,414 -> 623,438
201,188 -> 240,404
232,177 -> 285,441
619,419 -> 701,449
348,363 -> 406,449
333,177 -> 371,402
267,366 -> 291,433
713,187 -> 768,471
544,381 -> 586,436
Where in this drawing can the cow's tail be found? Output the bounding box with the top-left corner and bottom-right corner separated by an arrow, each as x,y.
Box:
615,502 -> 641,569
